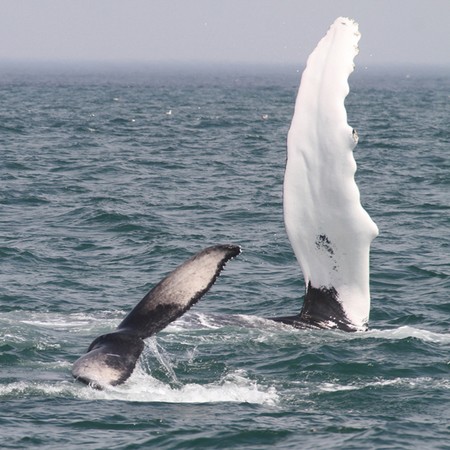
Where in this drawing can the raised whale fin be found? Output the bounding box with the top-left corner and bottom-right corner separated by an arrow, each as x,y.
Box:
72,244 -> 240,388
281,17 -> 378,331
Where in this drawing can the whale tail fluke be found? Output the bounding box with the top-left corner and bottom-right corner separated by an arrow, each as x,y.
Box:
71,331 -> 145,388
117,244 -> 241,338
72,244 -> 241,388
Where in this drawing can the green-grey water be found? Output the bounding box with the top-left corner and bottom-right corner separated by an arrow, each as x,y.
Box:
0,64 -> 449,449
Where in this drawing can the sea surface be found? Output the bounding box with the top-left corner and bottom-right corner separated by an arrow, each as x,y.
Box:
0,62 -> 449,449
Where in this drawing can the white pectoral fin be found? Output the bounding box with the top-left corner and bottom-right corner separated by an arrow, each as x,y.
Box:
284,17 -> 378,330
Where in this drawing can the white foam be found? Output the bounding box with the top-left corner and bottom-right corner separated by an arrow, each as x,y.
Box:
165,312 -> 225,332
18,311 -> 121,331
97,368 -> 279,405
0,370 -> 278,405
319,376 -> 450,393
2,372 -> 447,404
166,312 -> 279,334
366,326 -> 450,344
0,381 -> 77,398
0,310 -> 122,336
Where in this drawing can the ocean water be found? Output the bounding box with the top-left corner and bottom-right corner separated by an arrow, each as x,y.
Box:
0,63 -> 449,449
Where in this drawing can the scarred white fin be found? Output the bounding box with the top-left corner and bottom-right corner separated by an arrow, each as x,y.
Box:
283,17 -> 378,330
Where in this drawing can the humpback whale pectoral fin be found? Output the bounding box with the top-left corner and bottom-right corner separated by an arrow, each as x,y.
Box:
283,17 -> 377,331
298,282 -> 361,332
269,282 -> 361,332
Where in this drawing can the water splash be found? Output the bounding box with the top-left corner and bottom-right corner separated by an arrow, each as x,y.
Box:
0,370 -> 279,406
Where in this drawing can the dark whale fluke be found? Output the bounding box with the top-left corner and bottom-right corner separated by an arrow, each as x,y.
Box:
72,244 -> 241,388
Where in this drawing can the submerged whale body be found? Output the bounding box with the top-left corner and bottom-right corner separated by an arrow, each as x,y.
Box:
272,17 -> 378,332
72,244 -> 240,388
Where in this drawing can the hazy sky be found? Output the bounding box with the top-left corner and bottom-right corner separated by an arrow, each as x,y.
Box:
1,0 -> 449,67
